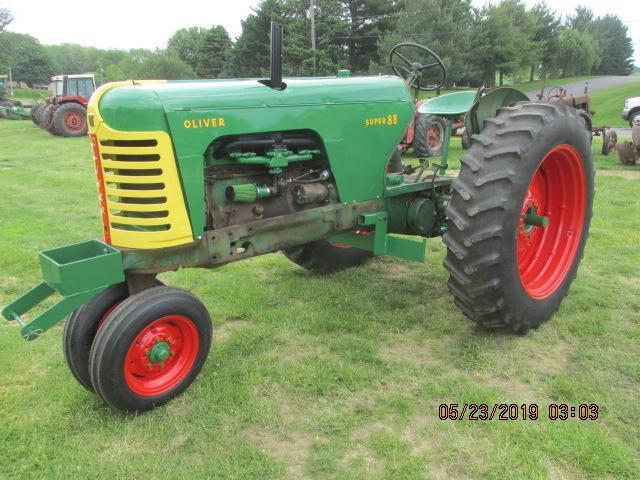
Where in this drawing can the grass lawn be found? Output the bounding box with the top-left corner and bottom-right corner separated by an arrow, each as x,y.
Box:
0,121 -> 639,479
591,82 -> 640,128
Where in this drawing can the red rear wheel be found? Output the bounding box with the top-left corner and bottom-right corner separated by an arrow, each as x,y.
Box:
444,102 -> 594,333
63,110 -> 85,133
517,145 -> 586,299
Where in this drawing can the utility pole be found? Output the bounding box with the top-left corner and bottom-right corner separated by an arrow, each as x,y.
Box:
8,67 -> 12,96
308,0 -> 317,76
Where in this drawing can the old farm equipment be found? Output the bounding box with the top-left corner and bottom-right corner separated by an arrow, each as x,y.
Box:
0,76 -> 31,120
33,74 -> 96,137
537,85 -> 617,155
2,24 -> 594,413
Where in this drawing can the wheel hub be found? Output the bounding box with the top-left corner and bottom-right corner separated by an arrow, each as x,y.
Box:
147,340 -> 171,364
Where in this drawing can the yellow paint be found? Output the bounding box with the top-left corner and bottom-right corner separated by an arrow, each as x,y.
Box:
87,80 -> 194,250
183,117 -> 226,129
364,113 -> 398,127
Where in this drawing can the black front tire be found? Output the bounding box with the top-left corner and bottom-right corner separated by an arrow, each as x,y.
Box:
63,283 -> 130,391
629,111 -> 640,128
89,286 -> 212,413
284,240 -> 373,274
443,102 -> 594,333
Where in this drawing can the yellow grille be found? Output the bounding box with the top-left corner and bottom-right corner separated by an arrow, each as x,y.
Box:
93,122 -> 194,249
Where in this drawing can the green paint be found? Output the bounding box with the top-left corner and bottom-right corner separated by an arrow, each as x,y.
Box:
227,183 -> 271,202
525,212 -> 549,227
148,341 -> 171,363
98,77 -> 415,237
1,240 -> 124,340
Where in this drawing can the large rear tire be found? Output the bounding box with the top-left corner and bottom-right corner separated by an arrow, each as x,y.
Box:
39,104 -> 55,130
284,239 -> 373,274
414,114 -> 446,157
443,102 -> 594,333
89,286 -> 212,413
52,102 -> 88,137
30,104 -> 44,125
601,130 -> 617,156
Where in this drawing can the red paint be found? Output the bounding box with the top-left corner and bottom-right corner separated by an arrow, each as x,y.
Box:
91,134 -> 111,244
517,144 -> 586,299
124,315 -> 200,396
63,110 -> 86,132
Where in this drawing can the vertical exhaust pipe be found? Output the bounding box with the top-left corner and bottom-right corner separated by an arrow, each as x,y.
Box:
269,21 -> 284,90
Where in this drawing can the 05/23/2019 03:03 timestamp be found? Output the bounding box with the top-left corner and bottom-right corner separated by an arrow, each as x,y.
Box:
438,403 -> 599,421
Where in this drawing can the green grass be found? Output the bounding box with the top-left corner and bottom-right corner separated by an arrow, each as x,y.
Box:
591,82 -> 640,128
7,87 -> 50,105
0,122 -> 639,479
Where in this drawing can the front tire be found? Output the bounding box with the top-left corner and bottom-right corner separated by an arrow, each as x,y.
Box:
601,130 -> 617,156
629,110 -> 640,128
284,239 -> 373,274
89,287 -> 212,413
443,102 -> 594,333
63,283 -> 130,391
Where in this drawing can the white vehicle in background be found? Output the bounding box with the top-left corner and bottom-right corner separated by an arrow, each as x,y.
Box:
622,96 -> 640,127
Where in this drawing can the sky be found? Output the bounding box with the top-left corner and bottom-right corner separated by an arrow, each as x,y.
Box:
3,0 -> 639,64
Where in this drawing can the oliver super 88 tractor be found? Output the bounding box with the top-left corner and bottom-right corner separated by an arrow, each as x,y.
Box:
2,24 -> 594,413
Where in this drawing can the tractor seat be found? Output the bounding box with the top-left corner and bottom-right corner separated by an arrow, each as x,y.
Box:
417,91 -> 478,117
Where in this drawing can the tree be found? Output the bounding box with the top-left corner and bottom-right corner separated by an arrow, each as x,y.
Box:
591,15 -> 634,75
471,0 -> 537,85
373,0 -> 477,86
103,51 -> 195,81
167,27 -> 205,72
528,3 -> 562,80
0,6 -> 12,32
0,32 -> 53,86
554,28 -> 599,77
196,26 -> 232,78
338,0 -> 401,73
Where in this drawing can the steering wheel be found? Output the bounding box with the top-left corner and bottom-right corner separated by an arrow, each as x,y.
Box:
390,43 -> 447,91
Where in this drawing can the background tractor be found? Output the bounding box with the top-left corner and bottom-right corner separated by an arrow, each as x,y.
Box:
537,84 -> 618,156
31,74 -> 96,137
2,23 -> 594,413
0,74 -> 31,120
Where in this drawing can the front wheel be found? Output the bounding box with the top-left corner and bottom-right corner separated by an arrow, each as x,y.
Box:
629,111 -> 640,128
601,130 -> 617,156
89,286 -> 212,412
284,239 -> 373,274
443,102 -> 594,333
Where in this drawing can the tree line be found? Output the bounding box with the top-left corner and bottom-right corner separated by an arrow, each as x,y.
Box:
0,1 -> 635,88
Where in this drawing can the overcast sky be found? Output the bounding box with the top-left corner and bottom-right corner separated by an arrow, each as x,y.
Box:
3,0 -> 639,64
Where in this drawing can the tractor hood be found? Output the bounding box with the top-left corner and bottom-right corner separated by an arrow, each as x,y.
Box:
89,76 -> 413,135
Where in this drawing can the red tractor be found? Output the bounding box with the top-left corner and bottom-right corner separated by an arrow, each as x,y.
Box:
31,74 -> 96,137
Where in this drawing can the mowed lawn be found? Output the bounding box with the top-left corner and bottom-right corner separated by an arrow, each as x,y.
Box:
0,120 -> 639,480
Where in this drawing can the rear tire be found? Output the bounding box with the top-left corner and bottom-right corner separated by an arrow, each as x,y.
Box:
414,114 -> 446,157
30,104 -> 44,125
53,102 -> 88,137
284,239 -> 373,274
39,104 -> 55,130
89,286 -> 212,413
443,102 -> 594,333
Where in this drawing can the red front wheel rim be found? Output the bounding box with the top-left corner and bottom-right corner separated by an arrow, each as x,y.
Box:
124,315 -> 200,396
517,144 -> 586,299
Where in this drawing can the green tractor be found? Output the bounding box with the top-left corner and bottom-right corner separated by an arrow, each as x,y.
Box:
2,24 -> 594,413
0,75 -> 31,120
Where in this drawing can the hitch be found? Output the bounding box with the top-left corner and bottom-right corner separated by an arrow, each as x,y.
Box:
1,239 -> 124,340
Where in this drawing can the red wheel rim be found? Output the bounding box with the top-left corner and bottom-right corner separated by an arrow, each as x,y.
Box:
97,302 -> 121,330
64,110 -> 85,132
329,229 -> 372,249
517,144 -> 586,299
427,123 -> 443,150
124,315 -> 200,396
